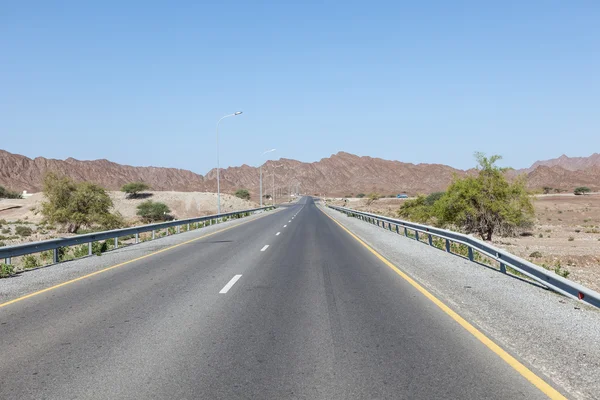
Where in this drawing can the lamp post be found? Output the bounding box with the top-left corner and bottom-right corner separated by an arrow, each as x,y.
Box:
271,164 -> 282,206
260,149 -> 276,207
216,111 -> 242,215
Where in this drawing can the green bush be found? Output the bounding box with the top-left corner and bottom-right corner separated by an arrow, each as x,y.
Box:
0,263 -> 15,278
529,251 -> 543,258
397,195 -> 435,223
356,193 -> 366,198
574,187 -> 591,195
0,185 -> 22,199
1,228 -> 10,234
0,241 -> 5,247
15,226 -> 33,237
121,182 -> 151,198
235,189 -> 251,200
23,255 -> 40,269
40,173 -> 124,233
137,201 -> 172,222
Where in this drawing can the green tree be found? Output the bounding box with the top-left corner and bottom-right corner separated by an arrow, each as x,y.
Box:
433,153 -> 534,241
121,182 -> 150,198
234,189 -> 251,200
574,187 -> 591,195
0,185 -> 22,199
136,200 -> 171,222
397,195 -> 435,223
40,173 -> 124,233
424,192 -> 445,206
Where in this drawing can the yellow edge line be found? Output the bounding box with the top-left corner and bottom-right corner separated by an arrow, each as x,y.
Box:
0,211 -> 275,310
320,207 -> 566,400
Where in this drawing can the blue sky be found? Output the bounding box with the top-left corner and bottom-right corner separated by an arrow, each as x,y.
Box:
1,1 -> 598,173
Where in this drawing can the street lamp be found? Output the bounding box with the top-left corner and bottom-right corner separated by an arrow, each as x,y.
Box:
216,111 -> 243,215
271,164 -> 283,206
260,149 -> 276,207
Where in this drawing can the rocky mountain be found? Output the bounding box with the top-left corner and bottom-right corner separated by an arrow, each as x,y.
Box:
1,149 -> 599,197
528,153 -> 600,172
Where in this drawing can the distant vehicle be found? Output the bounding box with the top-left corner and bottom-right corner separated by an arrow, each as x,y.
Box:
396,194 -> 408,198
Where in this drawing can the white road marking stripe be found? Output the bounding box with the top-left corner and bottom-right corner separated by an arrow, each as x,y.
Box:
284,225 -> 287,227
219,275 -> 242,294
289,220 -> 292,222
276,232 -> 280,236
261,245 -> 269,252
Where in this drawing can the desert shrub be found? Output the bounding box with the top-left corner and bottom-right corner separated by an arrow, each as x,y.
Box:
121,182 -> 151,198
553,262 -> 570,278
23,255 -> 40,269
15,226 -> 33,237
0,185 -> 22,199
137,201 -> 172,222
434,153 -> 534,241
529,251 -> 543,258
356,193 -> 366,198
397,195 -> 435,224
568,237 -> 574,241
0,241 -> 5,247
41,173 -> 124,233
368,193 -> 381,201
574,187 -> 591,195
1,228 -> 10,234
0,263 -> 15,278
424,192 -> 445,206
235,189 -> 251,200
542,187 -> 553,194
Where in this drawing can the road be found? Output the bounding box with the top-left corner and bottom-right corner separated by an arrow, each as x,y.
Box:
0,197 -> 554,399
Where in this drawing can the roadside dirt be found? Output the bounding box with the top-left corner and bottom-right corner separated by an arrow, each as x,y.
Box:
328,195 -> 600,293
0,191 -> 259,247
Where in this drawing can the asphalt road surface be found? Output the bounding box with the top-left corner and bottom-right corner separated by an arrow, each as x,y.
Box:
0,197 -> 554,399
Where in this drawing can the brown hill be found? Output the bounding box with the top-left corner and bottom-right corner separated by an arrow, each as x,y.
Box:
1,149 -> 599,197
528,153 -> 600,172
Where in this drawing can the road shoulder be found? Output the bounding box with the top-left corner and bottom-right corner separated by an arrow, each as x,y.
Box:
321,205 -> 600,400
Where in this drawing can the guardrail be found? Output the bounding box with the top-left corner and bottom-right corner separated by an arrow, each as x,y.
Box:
327,204 -> 600,309
1,206 -> 275,266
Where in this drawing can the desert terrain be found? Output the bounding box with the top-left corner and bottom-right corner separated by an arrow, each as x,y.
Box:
329,194 -> 600,293
0,191 -> 260,247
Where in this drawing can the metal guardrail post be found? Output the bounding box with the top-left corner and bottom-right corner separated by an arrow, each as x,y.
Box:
404,227 -> 408,236
53,248 -> 58,264
114,237 -> 118,249
152,230 -> 155,240
498,253 -> 506,273
88,242 -> 92,256
445,239 -> 450,252
5,257 -> 10,265
415,231 -> 419,241
187,223 -> 190,231
468,247 -> 474,261
177,225 -> 180,234
135,233 -> 139,244
396,225 -> 399,234
428,234 -> 432,246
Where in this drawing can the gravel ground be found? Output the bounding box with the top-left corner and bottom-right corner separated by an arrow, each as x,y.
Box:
0,209 -> 278,304
322,205 -> 600,400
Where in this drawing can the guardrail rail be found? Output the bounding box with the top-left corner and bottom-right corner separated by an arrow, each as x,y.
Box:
327,204 -> 600,309
1,206 -> 275,268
